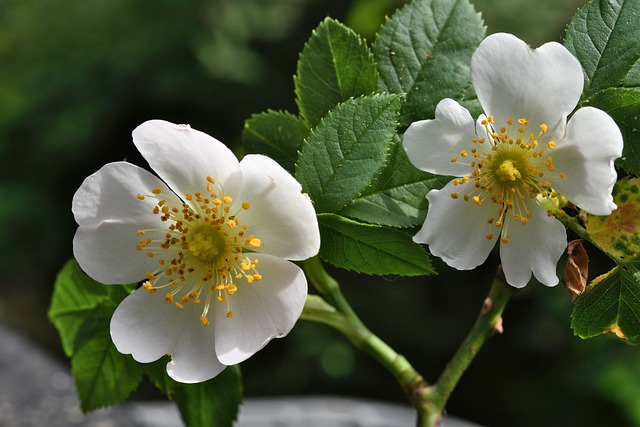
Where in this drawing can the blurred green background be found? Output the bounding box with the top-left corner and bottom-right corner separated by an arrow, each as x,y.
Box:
3,0 -> 639,426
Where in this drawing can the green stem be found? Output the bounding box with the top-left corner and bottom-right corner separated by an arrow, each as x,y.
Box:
417,268 -> 517,425
302,256 -> 427,406
301,257 -> 516,427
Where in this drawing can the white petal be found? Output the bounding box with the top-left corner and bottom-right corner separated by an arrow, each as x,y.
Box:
72,162 -> 181,284
132,120 -> 243,199
234,155 -> 320,261
414,181 -> 499,270
214,254 -> 307,365
550,107 -> 623,215
403,98 -> 478,177
499,203 -> 566,288
110,288 -> 226,383
471,33 -> 583,129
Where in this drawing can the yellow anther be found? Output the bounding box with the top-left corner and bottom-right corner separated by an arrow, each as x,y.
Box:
137,193 -> 145,200
451,157 -> 457,163
540,124 -> 548,133
501,236 -> 510,244
547,141 -> 556,150
253,274 -> 262,281
486,233 -> 494,240
249,238 -> 261,248
145,252 -> 155,258
463,194 -> 470,202
143,281 -> 156,294
487,116 -> 494,123
206,176 -> 215,184
451,192 -> 459,199
152,188 -> 162,194
507,118 -> 513,125
517,118 -> 528,125
186,193 -> 193,201
460,150 -> 468,157
228,219 -> 237,228
223,196 -> 233,204
242,202 -> 251,210
200,316 -> 209,327
217,295 -> 225,302
472,196 -> 482,206
175,302 -> 184,309
560,172 -> 567,179
165,293 -> 174,304
226,311 -> 234,318
521,217 -> 528,225
137,230 -> 146,235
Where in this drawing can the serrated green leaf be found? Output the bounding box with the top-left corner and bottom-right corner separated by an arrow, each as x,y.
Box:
564,0 -> 640,99
339,138 -> 449,227
295,17 -> 379,126
71,301 -> 143,412
296,94 -> 400,213
619,126 -> 640,176
317,213 -> 434,276
587,87 -> 640,175
144,357 -> 177,399
373,0 -> 485,128
572,260 -> 640,345
623,58 -> 640,88
175,365 -> 243,427
48,259 -> 132,357
242,110 -> 310,174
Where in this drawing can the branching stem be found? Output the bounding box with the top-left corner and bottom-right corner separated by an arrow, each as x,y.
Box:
301,257 -> 516,426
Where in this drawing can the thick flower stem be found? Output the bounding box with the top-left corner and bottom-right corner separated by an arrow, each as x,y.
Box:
302,256 -> 427,412
416,268 -> 517,425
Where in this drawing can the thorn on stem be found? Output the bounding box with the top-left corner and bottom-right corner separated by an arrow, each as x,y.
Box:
492,316 -> 504,335
481,297 -> 493,315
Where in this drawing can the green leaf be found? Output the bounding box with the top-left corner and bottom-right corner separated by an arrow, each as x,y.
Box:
587,176 -> 640,260
49,260 -> 141,412
48,259 -> 132,357
572,260 -> 640,345
242,110 -> 310,174
587,87 -> 640,175
317,213 -> 434,276
296,94 -> 401,213
144,357 -> 177,399
295,17 -> 379,126
564,0 -> 640,99
175,365 -> 243,427
71,302 -> 143,412
373,0 -> 485,128
339,138 -> 449,227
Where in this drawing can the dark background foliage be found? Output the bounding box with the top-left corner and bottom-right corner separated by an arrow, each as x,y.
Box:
4,0 -> 638,426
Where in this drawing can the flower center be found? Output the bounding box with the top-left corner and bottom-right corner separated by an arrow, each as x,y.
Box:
135,176 -> 262,326
449,116 -> 568,244
495,160 -> 521,182
186,224 -> 224,262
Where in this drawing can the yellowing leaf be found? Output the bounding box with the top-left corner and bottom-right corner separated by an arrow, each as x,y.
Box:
587,177 -> 640,260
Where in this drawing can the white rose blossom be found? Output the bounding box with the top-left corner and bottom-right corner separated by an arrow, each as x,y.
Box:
403,33 -> 623,288
72,120 -> 320,383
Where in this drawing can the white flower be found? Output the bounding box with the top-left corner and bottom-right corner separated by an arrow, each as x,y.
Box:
72,120 -> 320,383
403,33 -> 623,288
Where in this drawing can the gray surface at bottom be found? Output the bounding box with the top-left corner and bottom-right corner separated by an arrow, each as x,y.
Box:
0,320 -> 480,427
